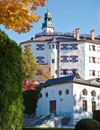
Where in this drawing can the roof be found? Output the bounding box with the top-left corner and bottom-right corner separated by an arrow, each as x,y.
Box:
20,33 -> 100,45
38,75 -> 100,88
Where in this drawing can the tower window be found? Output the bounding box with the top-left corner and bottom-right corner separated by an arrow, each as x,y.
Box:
49,45 -> 51,49
48,18 -> 51,21
52,59 -> 54,63
52,44 -> 54,49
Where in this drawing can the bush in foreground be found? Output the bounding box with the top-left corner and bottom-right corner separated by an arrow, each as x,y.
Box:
75,118 -> 99,130
0,30 -> 24,130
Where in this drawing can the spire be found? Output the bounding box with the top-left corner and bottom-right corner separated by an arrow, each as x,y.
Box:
47,7 -> 49,13
42,10 -> 54,34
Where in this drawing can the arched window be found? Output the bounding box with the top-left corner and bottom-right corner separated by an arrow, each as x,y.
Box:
59,90 -> 62,96
91,90 -> 96,97
66,89 -> 69,95
82,89 -> 88,96
45,92 -> 48,97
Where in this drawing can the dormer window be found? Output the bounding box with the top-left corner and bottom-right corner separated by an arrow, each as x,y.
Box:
82,89 -> 88,96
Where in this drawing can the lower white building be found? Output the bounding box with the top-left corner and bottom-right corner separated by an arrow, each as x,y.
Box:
36,75 -> 100,126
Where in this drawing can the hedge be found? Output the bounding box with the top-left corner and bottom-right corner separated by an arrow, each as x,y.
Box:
23,88 -> 41,114
0,30 -> 24,130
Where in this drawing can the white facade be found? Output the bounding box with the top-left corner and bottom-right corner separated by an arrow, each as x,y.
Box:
36,78 -> 100,126
20,11 -> 100,80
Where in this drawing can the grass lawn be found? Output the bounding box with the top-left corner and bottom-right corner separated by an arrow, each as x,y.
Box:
22,128 -> 74,130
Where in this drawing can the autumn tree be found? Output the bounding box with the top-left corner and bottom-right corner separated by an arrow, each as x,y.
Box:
0,0 -> 48,33
38,64 -> 51,81
23,46 -> 38,80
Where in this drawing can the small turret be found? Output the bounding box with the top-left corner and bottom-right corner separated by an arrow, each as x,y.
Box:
42,10 -> 54,34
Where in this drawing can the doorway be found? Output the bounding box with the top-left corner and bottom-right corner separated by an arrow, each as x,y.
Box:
50,100 -> 56,114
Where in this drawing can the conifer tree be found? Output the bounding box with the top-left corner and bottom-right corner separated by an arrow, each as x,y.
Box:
23,46 -> 38,80
0,30 -> 24,130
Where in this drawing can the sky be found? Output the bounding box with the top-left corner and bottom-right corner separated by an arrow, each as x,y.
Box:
0,0 -> 100,45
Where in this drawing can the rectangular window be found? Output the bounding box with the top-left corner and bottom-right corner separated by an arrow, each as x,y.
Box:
92,57 -> 96,63
91,70 -> 96,76
61,44 -> 69,50
52,59 -> 55,63
49,45 -> 51,49
83,100 -> 87,112
70,44 -> 78,50
92,101 -> 96,112
63,69 -> 67,75
36,44 -> 44,50
36,57 -> 44,64
72,69 -> 78,75
38,57 -> 42,63
52,44 -> 54,49
63,56 -> 67,62
38,46 -> 43,50
89,45 -> 95,51
72,56 -> 76,62
56,45 -> 58,49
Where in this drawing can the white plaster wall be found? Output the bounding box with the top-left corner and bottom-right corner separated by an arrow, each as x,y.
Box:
36,83 -> 73,117
21,42 -> 49,64
59,42 -> 85,79
85,43 -> 100,79
42,27 -> 54,34
73,83 -> 100,125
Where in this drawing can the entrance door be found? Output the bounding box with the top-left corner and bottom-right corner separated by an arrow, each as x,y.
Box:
50,100 -> 56,114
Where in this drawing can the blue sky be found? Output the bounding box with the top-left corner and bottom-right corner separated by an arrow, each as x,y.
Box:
0,0 -> 100,45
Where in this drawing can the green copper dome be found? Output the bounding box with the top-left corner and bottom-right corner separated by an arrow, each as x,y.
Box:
45,12 -> 52,18
42,12 -> 54,29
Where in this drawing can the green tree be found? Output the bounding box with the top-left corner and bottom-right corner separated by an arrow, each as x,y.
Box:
0,30 -> 24,130
23,88 -> 41,114
23,46 -> 38,80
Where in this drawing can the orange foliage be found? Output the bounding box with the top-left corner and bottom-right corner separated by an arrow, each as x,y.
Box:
0,0 -> 47,33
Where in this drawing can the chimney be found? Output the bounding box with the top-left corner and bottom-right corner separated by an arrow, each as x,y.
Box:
90,29 -> 95,40
73,29 -> 76,38
76,28 -> 80,40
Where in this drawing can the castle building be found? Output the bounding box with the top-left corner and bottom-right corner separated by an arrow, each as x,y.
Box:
20,11 -> 100,80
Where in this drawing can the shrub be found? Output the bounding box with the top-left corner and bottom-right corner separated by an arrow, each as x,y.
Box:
23,88 -> 41,114
0,30 -> 24,130
75,118 -> 99,130
93,110 -> 100,122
